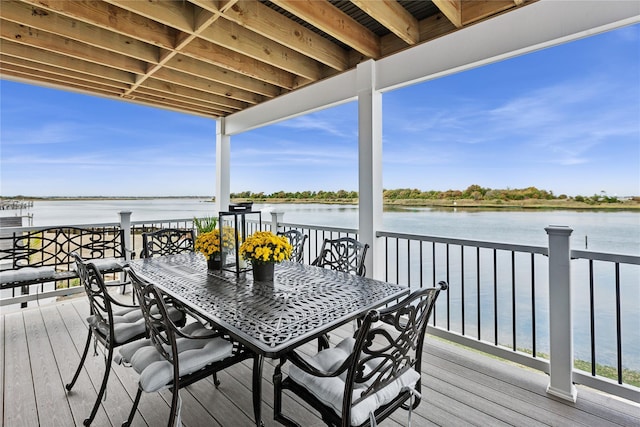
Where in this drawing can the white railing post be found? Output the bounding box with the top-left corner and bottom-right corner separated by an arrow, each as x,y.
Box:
270,211 -> 284,233
119,211 -> 132,260
119,211 -> 132,294
545,225 -> 577,402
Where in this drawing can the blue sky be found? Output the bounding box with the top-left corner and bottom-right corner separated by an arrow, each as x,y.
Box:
1,24 -> 638,198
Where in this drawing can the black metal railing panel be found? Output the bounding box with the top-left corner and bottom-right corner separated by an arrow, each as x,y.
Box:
376,229 -> 639,398
377,231 -> 549,360
570,250 -> 639,389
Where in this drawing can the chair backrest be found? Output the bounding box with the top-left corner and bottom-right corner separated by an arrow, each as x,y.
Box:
141,228 -> 195,258
72,252 -> 115,339
128,269 -> 177,363
312,237 -> 369,276
343,282 -> 447,421
277,229 -> 308,263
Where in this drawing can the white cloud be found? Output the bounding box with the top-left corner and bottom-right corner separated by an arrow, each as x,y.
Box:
276,115 -> 354,138
1,122 -> 87,145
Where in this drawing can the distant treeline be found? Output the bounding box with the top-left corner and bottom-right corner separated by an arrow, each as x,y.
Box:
231,185 -> 626,204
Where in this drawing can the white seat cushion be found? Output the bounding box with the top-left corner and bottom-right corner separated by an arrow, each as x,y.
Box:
87,306 -> 146,344
90,257 -> 125,272
288,337 -> 421,426
118,322 -> 233,393
0,266 -> 56,285
87,305 -> 184,344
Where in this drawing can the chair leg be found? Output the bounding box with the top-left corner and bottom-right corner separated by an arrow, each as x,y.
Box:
168,387 -> 180,427
83,344 -> 114,426
122,387 -> 143,427
66,328 -> 93,391
273,363 -> 284,424
273,362 -> 300,427
213,372 -> 221,388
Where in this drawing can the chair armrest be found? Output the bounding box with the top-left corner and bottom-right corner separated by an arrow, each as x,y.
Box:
104,293 -> 140,310
172,323 -> 224,340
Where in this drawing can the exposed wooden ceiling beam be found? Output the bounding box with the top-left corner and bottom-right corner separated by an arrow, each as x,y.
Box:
0,19 -> 147,74
123,8 -> 222,100
199,18 -> 326,81
0,39 -> 135,84
151,67 -> 262,105
462,1 -> 522,25
203,0 -> 350,72
104,0 -> 195,33
141,77 -> 247,111
271,0 -> 381,59
433,0 -> 462,28
0,0 -> 536,118
120,90 -> 225,116
381,12 -> 457,56
2,1 -> 159,64
1,59 -> 129,91
18,0 -> 175,49
179,38 -> 297,89
1,66 -> 124,95
350,0 -> 419,46
163,55 -> 281,98
136,84 -> 238,114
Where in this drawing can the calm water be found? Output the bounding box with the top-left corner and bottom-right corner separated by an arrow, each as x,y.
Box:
21,199 -> 639,254
7,199 -> 640,370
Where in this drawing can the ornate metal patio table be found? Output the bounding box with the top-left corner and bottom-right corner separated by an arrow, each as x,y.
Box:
128,252 -> 408,426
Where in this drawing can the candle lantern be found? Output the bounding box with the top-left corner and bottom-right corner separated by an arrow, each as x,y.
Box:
218,203 -> 261,276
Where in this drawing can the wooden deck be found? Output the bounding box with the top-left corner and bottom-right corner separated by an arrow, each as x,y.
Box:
2,296 -> 639,427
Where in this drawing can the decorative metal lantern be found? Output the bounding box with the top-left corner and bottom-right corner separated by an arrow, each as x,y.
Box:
218,205 -> 261,276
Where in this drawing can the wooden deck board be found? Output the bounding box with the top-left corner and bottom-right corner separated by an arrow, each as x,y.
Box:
422,341 -> 620,426
3,296 -> 639,427
42,303 -> 112,426
4,311 -> 39,426
23,308 -> 76,426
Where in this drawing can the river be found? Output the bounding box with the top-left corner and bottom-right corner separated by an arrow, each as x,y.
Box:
17,198 -> 640,255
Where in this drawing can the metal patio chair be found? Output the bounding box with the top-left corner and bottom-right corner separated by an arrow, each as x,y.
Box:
274,282 -> 448,427
312,237 -> 369,277
65,253 -> 185,426
119,268 -> 256,427
278,229 -> 308,263
311,237 -> 370,349
140,228 -> 195,258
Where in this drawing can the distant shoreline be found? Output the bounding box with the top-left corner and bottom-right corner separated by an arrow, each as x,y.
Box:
2,196 -> 639,210
238,198 -> 640,210
2,196 -> 211,201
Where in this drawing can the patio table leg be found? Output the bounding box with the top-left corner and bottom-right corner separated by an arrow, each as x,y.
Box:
253,355 -> 264,426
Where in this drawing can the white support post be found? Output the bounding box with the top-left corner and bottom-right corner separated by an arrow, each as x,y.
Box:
270,211 -> 284,233
119,211 -> 132,260
545,225 -> 577,402
119,211 -> 132,293
357,60 -> 384,279
216,118 -> 231,214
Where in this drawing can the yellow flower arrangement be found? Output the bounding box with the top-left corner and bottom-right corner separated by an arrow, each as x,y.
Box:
195,227 -> 235,260
239,231 -> 293,265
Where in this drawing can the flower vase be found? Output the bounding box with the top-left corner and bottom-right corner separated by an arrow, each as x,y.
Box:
253,262 -> 274,282
207,256 -> 222,271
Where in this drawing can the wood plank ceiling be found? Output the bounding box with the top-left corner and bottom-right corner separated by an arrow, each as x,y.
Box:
0,0 -> 533,118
